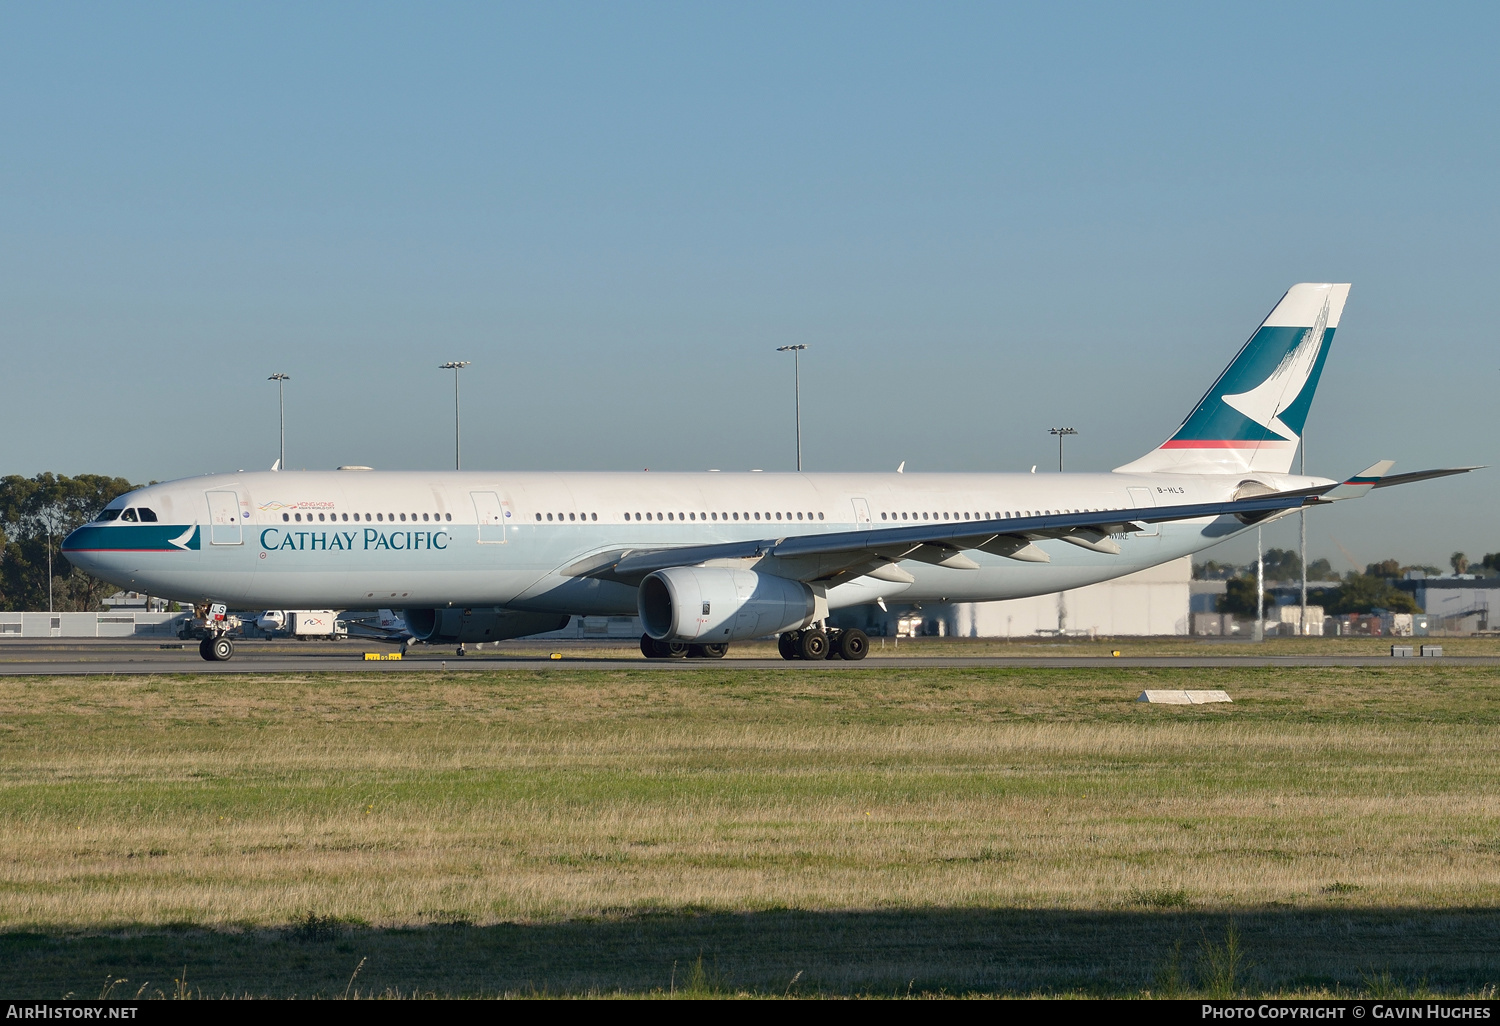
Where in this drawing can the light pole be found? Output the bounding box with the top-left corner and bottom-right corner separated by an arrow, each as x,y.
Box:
1254,524 -> 1265,643
268,373 -> 290,469
1299,436 -> 1308,638
1048,427 -> 1077,472
440,361 -> 470,470
776,345 -> 807,471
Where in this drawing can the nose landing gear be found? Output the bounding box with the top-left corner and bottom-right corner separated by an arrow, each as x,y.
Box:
199,635 -> 235,662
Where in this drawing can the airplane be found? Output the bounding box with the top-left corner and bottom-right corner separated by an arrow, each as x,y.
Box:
63,283 -> 1475,662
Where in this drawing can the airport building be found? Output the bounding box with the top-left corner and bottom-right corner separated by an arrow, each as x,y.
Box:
837,557 -> 1193,638
0,611 -> 186,638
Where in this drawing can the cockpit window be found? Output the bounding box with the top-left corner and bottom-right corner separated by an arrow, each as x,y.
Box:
96,508 -> 122,522
120,509 -> 139,522
137,508 -> 158,522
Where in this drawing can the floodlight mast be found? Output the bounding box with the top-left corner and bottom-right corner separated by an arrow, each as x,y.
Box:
440,362 -> 471,470
1048,427 -> 1078,472
268,373 -> 290,469
776,345 -> 808,471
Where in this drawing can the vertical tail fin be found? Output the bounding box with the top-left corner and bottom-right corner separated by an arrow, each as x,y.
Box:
1115,283 -> 1350,475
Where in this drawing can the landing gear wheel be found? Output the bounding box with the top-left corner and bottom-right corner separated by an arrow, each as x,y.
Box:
640,633 -> 660,659
198,638 -> 214,661
211,636 -> 234,662
837,628 -> 869,661
691,643 -> 728,659
797,629 -> 829,661
664,641 -> 690,659
778,632 -> 800,660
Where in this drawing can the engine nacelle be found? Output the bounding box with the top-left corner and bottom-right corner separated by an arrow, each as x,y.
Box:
403,607 -> 571,643
639,567 -> 817,643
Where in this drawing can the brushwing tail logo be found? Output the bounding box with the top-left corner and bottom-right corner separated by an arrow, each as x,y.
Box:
1220,293 -> 1331,442
168,525 -> 200,550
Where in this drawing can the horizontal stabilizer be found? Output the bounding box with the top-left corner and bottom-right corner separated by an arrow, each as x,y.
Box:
1372,466 -> 1484,489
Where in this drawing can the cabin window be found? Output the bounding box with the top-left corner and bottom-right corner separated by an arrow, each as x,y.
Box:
282,513 -> 290,522
688,513 -> 695,521
732,512 -> 739,520
881,513 -> 888,520
293,513 -> 301,522
445,513 -> 452,521
656,512 -> 663,520
796,512 -> 802,520
774,512 -> 781,520
376,513 -> 383,521
818,512 -> 824,520
666,512 -> 673,521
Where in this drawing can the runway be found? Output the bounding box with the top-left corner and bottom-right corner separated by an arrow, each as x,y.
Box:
1,638 -> 1496,674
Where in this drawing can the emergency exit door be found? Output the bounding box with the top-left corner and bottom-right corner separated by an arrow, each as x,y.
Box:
471,491 -> 508,543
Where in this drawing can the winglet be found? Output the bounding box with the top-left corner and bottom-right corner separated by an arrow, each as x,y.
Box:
1318,460 -> 1396,501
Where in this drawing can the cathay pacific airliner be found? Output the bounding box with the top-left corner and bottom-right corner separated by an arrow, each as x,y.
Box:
63,284 -> 1474,661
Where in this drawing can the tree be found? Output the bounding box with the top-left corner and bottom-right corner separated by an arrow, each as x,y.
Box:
1222,575 -> 1271,617
1306,558 -> 1338,581
1451,552 -> 1470,575
1327,573 -> 1421,615
1262,548 -> 1302,582
0,473 -> 139,611
1193,560 -> 1239,581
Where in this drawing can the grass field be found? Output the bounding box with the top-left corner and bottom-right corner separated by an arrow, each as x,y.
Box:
2,663 -> 1499,997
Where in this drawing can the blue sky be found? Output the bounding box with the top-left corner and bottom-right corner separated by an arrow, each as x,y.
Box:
1,2 -> 1494,568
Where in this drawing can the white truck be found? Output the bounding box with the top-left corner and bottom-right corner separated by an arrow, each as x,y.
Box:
255,610 -> 346,638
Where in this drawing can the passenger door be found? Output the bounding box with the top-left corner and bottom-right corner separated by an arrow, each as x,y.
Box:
206,490 -> 243,545
471,491 -> 508,544
852,498 -> 872,526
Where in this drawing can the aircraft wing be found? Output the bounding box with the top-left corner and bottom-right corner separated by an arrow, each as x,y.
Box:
568,491 -> 1315,586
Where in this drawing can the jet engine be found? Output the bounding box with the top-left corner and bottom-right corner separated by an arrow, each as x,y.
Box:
638,566 -> 817,643
403,607 -> 571,643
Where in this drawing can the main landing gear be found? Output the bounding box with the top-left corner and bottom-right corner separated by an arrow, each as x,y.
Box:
778,627 -> 869,661
639,635 -> 729,660
199,635 -> 235,662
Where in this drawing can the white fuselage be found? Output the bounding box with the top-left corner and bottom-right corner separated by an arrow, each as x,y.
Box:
63,468 -> 1328,615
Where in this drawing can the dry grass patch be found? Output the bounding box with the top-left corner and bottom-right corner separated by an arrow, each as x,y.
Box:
0,664 -> 1498,995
